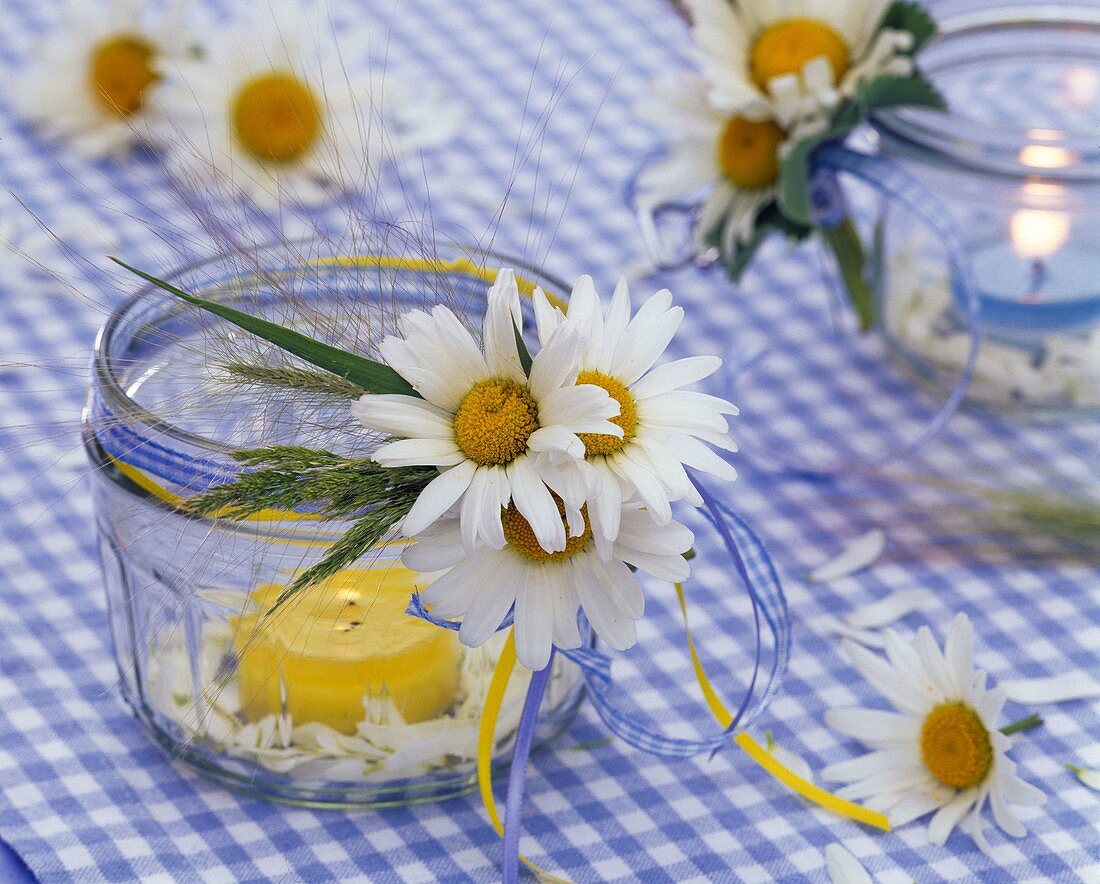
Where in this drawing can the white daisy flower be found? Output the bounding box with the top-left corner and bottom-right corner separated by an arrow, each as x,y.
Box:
531,274 -> 737,552
404,501 -> 693,671
637,71 -> 791,265
153,4 -> 461,207
352,269 -> 623,555
12,0 -> 190,157
686,0 -> 915,126
823,614 -> 1045,853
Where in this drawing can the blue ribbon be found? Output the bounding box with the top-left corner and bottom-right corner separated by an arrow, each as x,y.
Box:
407,473 -> 788,880
503,649 -> 555,884
407,472 -> 789,759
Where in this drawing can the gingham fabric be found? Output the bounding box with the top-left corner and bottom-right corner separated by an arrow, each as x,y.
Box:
0,0 -> 1098,881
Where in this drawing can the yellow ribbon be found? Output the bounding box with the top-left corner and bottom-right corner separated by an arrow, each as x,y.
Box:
674,583 -> 891,831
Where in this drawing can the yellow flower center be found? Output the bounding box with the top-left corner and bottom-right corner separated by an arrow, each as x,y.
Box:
88,34 -> 159,118
919,703 -> 994,790
716,116 -> 785,190
750,18 -> 850,89
453,379 -> 539,466
502,498 -> 591,562
231,72 -> 324,164
576,370 -> 637,457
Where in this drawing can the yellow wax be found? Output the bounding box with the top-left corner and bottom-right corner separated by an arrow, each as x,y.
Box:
233,565 -> 461,735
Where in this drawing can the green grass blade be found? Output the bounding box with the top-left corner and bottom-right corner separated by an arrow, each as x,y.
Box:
111,258 -> 418,397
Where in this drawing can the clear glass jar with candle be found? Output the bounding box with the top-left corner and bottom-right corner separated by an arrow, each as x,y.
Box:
870,2 -> 1100,417
85,240 -> 586,808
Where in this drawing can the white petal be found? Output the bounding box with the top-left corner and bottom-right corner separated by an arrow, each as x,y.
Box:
599,277 -> 633,368
401,461 -> 477,536
528,322 -> 583,400
608,451 -> 672,526
1001,672 -> 1100,705
825,707 -> 917,747
944,613 -> 975,698
842,640 -> 933,717
353,394 -> 455,440
819,615 -> 886,649
527,425 -> 584,459
457,561 -> 519,648
546,569 -> 581,650
533,287 -> 565,344
483,269 -> 527,383
589,555 -> 645,619
617,307 -> 684,385
426,305 -> 492,384
507,456 -> 566,553
371,437 -> 465,468
928,792 -> 976,846
824,844 -> 873,884
539,384 -> 621,434
809,530 -> 886,583
574,556 -> 638,651
630,355 -> 722,400
514,565 -> 555,671
989,783 -> 1028,838
822,748 -> 912,783
420,550 -> 504,617
1066,764 -> 1100,792
460,466 -> 507,551
847,589 -> 932,631
887,791 -> 951,827
402,524 -> 466,573
589,465 -> 624,553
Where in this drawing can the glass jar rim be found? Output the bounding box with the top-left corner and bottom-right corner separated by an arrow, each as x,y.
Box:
872,4 -> 1100,181
92,239 -> 572,457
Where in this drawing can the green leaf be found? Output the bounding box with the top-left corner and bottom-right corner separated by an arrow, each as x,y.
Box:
111,258 -> 418,397
713,202 -> 812,282
778,72 -> 943,227
513,320 -> 533,375
778,102 -> 862,226
821,217 -> 874,332
859,72 -> 946,112
881,0 -> 937,54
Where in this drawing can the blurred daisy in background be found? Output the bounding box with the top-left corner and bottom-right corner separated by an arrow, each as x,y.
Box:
686,0 -> 915,125
636,72 -> 798,269
13,0 -> 190,157
153,3 -> 462,207
823,614 -> 1045,853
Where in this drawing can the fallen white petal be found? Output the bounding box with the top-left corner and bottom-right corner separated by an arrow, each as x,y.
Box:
825,844 -> 874,884
846,589 -> 933,630
1066,764 -> 1100,791
765,734 -> 814,782
810,530 -> 886,583
1001,672 -> 1100,705
819,616 -> 886,649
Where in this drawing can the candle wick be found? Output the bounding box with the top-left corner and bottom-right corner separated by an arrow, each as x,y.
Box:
1027,259 -> 1048,300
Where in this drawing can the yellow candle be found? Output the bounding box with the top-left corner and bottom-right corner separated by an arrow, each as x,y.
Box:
233,564 -> 461,735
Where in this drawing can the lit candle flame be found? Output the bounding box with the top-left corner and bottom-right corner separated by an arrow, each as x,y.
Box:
1011,209 -> 1070,261
1011,176 -> 1071,262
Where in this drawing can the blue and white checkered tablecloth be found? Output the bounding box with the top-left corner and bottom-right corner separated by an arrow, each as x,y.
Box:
0,0 -> 1098,881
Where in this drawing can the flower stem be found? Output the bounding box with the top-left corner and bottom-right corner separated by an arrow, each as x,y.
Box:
999,713 -> 1043,736
821,217 -> 874,332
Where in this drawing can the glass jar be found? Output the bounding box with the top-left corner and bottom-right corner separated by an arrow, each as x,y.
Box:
85,240 -> 585,808
870,2 -> 1100,417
